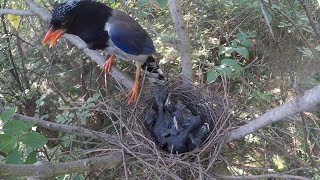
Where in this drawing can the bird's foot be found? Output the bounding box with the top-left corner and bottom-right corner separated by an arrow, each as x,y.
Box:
103,55 -> 115,74
126,83 -> 139,105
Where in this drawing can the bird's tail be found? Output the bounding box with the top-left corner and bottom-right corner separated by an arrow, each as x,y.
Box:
141,56 -> 164,83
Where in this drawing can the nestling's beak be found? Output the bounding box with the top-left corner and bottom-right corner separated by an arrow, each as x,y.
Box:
42,26 -> 65,48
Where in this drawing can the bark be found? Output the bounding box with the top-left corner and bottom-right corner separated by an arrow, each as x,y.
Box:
227,84 -> 320,142
0,9 -> 34,16
168,0 -> 193,83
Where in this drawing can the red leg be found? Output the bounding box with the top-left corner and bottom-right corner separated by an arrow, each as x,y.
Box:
103,55 -> 116,74
127,65 -> 141,105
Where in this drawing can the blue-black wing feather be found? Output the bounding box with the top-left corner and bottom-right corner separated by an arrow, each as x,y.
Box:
108,20 -> 155,55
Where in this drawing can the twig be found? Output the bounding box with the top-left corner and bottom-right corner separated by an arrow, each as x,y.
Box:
227,84 -> 320,142
259,0 -> 276,41
299,0 -> 320,37
295,83 -> 320,173
274,7 -> 320,62
215,173 -> 311,180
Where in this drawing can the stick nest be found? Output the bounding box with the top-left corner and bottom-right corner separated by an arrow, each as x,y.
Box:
98,78 -> 231,179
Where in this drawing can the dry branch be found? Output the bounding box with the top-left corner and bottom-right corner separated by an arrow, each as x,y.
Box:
22,0 -> 133,89
227,84 -> 320,142
168,0 -> 193,83
0,152 -> 122,178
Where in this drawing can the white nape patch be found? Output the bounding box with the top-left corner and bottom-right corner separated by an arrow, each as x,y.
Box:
104,22 -> 112,32
64,0 -> 80,6
56,0 -> 78,14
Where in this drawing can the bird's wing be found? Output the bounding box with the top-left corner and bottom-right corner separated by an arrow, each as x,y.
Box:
106,11 -> 155,55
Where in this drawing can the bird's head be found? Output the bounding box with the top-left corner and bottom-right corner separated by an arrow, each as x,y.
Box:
42,0 -> 79,48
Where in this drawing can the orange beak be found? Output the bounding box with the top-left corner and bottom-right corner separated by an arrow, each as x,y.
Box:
42,26 -> 65,48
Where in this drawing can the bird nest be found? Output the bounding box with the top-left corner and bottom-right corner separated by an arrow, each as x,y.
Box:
101,78 -> 232,178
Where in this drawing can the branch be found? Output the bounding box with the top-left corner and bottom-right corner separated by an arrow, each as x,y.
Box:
259,0 -> 275,41
0,105 -> 119,145
22,0 -> 133,89
0,9 -> 34,16
226,84 -> 320,142
299,0 -> 320,37
168,0 -> 193,84
0,152 -> 122,178
216,174 -> 311,180
274,7 -> 320,62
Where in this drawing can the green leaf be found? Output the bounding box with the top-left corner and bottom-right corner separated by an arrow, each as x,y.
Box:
3,120 -> 29,136
140,11 -> 148,17
0,134 -> 17,153
207,69 -> 219,84
24,121 -> 36,129
155,0 -> 168,8
6,149 -> 23,164
221,58 -> 243,73
240,39 -> 253,47
74,175 -> 85,180
236,32 -> 248,41
215,66 -> 233,76
21,132 -> 47,148
0,108 -> 16,123
26,151 -> 37,164
219,46 -> 232,57
221,58 -> 239,66
7,14 -> 21,30
230,39 -> 239,48
136,0 -> 147,7
235,47 -> 249,59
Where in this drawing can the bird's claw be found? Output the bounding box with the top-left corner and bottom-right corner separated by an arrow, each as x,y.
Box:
103,55 -> 115,75
126,85 -> 138,105
103,60 -> 113,74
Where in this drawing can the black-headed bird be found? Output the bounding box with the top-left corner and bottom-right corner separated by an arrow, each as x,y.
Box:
42,0 -> 164,105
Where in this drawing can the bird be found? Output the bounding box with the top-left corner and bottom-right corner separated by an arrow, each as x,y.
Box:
42,0 -> 164,105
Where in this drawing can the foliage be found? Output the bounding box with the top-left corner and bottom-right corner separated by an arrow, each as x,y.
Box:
0,109 -> 46,164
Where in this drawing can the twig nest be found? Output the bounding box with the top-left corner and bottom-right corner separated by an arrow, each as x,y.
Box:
144,86 -> 211,153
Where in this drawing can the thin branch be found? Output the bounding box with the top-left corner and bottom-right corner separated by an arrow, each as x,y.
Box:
299,0 -> 320,37
168,0 -> 193,84
0,152 -> 123,178
295,83 -> 320,173
259,0 -> 276,41
274,7 -> 320,62
0,105 -> 119,145
227,84 -> 320,142
216,174 -> 311,180
0,9 -> 34,16
22,0 -> 134,89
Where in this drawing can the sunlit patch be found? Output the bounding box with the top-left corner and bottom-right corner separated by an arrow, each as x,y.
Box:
272,154 -> 286,171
